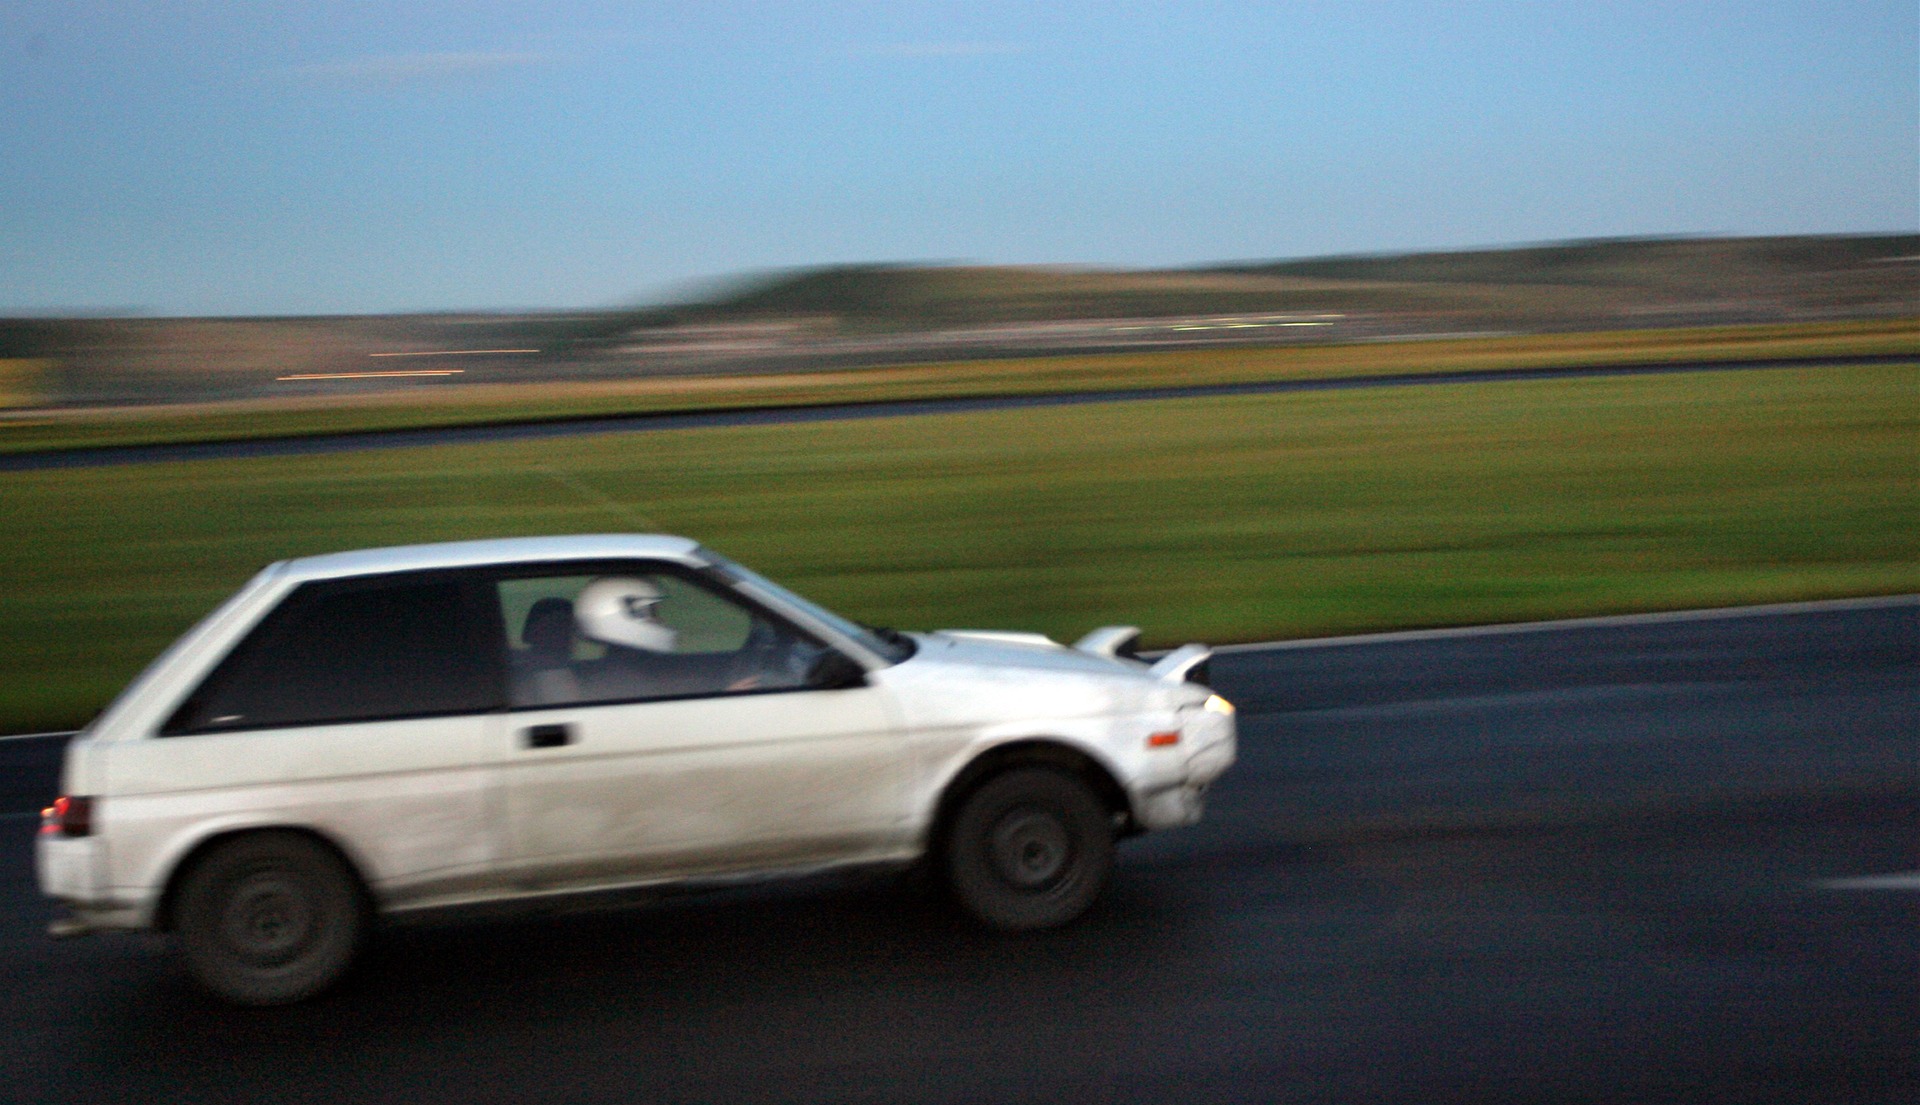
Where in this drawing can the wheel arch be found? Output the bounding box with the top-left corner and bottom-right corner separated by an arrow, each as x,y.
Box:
152,824 -> 376,933
924,738 -> 1133,859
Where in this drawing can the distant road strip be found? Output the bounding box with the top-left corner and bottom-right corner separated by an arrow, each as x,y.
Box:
1816,872 -> 1920,891
4,352 -> 1912,473
278,370 -> 466,380
275,347 -> 542,381
367,349 -> 541,357
1213,593 -> 1919,652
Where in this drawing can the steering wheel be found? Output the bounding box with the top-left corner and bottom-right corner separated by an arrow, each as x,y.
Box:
726,619 -> 811,690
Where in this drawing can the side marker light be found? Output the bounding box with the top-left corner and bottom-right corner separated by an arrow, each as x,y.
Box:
1147,731 -> 1181,748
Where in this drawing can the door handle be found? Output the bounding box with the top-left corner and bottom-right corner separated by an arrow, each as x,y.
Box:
522,723 -> 574,749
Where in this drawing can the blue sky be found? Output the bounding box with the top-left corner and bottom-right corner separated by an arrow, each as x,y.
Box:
3,1 -> 1914,316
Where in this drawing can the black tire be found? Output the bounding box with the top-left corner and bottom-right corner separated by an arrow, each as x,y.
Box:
173,831 -> 366,1006
943,767 -> 1115,931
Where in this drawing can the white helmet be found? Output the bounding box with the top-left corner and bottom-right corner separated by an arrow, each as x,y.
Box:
575,577 -> 678,652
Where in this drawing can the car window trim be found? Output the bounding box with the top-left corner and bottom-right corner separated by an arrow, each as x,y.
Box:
692,551 -> 907,668
485,559 -> 836,645
159,568 -> 507,737
481,557 -> 861,710
499,677 -> 860,715
160,703 -> 511,737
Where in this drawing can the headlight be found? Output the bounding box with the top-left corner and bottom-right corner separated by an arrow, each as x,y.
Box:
1204,694 -> 1234,716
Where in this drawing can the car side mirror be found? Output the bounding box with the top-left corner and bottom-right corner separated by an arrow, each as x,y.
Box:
807,650 -> 867,690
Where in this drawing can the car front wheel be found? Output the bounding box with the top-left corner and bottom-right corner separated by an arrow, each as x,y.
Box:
173,831 -> 366,1006
944,767 -> 1115,931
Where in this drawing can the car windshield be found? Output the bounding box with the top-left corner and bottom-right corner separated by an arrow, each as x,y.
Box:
699,550 -> 916,664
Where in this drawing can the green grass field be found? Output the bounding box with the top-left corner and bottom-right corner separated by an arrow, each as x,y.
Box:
2,361 -> 1915,733
3,320 -> 1913,455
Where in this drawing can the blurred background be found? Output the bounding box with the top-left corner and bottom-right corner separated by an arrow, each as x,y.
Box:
3,1 -> 1915,402
3,235 -> 1917,406
1,6 -> 1916,1102
2,1 -> 1915,731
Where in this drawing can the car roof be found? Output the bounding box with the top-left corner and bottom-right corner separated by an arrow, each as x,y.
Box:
278,534 -> 705,583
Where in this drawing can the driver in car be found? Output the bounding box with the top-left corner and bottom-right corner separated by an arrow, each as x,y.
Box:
574,576 -> 790,699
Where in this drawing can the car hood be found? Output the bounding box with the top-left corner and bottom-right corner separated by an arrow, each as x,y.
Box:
906,630 -> 1153,679
871,630 -> 1192,734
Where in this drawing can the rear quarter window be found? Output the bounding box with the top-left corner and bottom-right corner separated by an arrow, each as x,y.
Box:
162,573 -> 500,734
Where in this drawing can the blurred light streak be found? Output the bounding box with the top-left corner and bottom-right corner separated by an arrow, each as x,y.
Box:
368,349 -> 539,357
277,370 -> 466,380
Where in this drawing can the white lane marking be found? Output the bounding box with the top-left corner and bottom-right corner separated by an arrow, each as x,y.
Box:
1815,872 -> 1920,891
0,730 -> 75,743
1213,594 -> 1917,654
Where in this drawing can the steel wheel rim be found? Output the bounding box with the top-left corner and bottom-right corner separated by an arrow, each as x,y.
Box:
988,808 -> 1073,890
217,871 -> 317,967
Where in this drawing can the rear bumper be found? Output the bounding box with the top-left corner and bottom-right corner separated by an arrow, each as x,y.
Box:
38,832 -> 145,935
37,832 -> 102,898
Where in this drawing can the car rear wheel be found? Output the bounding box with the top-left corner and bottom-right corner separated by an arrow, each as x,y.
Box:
944,768 -> 1114,930
173,831 -> 366,1006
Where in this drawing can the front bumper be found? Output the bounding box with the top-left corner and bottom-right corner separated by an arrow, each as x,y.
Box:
1131,704 -> 1236,831
1135,781 -> 1212,829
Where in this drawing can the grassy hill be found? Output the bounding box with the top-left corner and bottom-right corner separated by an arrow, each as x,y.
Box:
644,264 -> 1532,330
639,233 -> 1917,332
1212,234 -> 1918,307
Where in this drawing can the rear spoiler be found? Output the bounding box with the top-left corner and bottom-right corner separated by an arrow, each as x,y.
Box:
1073,625 -> 1141,660
1148,643 -> 1212,685
1075,626 -> 1211,684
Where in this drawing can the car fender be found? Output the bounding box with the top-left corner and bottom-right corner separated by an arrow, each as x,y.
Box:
914,723 -> 1138,846
136,813 -> 379,930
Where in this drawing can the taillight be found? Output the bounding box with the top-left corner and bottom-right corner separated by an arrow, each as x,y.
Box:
39,796 -> 94,838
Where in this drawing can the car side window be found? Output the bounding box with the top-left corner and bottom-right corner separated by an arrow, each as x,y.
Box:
497,565 -> 833,708
163,573 -> 499,734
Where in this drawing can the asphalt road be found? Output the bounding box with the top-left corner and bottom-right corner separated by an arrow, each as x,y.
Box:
2,600 -> 1914,1104
4,352 -> 1911,472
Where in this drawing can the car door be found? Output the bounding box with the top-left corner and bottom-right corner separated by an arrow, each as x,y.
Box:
487,561 -> 906,891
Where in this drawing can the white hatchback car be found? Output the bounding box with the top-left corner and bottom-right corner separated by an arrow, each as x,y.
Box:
38,535 -> 1235,1004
